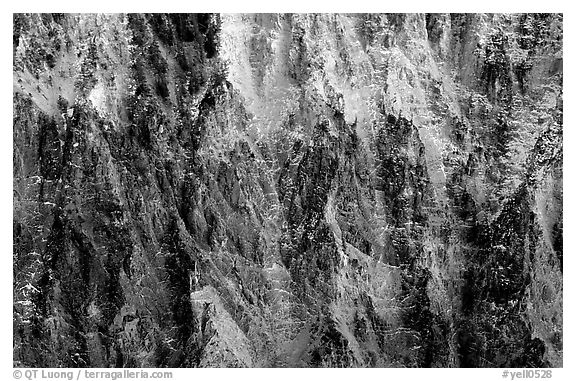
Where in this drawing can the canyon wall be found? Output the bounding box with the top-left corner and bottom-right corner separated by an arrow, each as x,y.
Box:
13,13 -> 562,367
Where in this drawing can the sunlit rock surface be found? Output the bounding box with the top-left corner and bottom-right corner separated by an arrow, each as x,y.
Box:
13,13 -> 562,367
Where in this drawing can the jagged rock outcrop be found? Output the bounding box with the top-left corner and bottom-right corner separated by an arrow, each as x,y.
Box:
13,13 -> 562,367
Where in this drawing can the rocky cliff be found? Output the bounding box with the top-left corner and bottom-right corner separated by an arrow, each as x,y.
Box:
13,13 -> 563,367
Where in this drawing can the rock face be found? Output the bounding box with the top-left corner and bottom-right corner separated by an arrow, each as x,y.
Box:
13,13 -> 562,367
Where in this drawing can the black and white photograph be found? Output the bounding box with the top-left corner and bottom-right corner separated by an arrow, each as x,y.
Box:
11,7 -> 565,375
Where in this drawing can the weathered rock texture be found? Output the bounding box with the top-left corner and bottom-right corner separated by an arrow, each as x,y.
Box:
13,13 -> 562,367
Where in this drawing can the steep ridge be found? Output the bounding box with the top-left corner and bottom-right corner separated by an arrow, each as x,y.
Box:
13,13 -> 562,367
